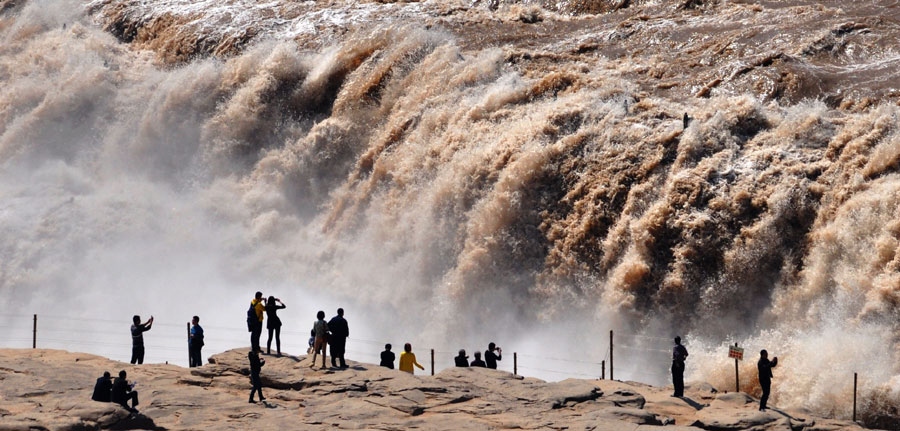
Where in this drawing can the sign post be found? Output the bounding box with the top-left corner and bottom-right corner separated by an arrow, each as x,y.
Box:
728,343 -> 744,392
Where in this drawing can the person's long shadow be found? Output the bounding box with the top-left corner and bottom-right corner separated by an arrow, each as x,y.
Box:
767,407 -> 806,422
263,353 -> 305,363
677,396 -> 707,410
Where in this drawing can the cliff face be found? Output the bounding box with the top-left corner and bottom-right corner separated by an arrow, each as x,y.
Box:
0,348 -> 865,430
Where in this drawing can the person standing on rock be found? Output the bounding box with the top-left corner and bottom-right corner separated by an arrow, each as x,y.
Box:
248,292 -> 266,353
470,351 -> 486,367
248,349 -> 266,403
111,370 -> 139,411
672,336 -> 688,397
91,371 -> 112,402
485,342 -> 502,369
310,311 -> 329,368
455,349 -> 469,367
399,343 -> 425,374
380,344 -> 395,369
189,316 -> 204,367
328,308 -> 349,368
130,315 -> 153,365
758,349 -> 778,411
265,296 -> 286,356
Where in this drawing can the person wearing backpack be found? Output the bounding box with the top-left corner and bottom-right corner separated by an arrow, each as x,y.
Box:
189,316 -> 204,367
247,292 -> 266,353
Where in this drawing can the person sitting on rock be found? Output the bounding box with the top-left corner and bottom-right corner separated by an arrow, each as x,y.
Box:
454,349 -> 469,367
249,349 -> 266,403
485,342 -> 502,369
111,370 -> 139,411
470,351 -> 486,367
380,344 -> 395,369
91,371 -> 112,402
399,343 -> 425,375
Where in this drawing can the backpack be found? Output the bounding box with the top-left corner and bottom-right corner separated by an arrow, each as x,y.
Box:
247,303 -> 257,332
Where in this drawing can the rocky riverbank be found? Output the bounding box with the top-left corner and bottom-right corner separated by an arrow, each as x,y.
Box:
0,348 -> 866,430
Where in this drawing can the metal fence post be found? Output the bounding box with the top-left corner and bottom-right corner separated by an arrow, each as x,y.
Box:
33,314 -> 37,349
609,330 -> 614,380
853,372 -> 858,422
187,322 -> 191,366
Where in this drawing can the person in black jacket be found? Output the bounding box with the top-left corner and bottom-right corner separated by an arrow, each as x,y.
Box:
485,342 -> 502,369
111,370 -> 139,411
130,315 -> 153,365
265,297 -> 286,356
470,351 -> 486,367
672,336 -> 689,397
91,371 -> 112,402
380,344 -> 395,369
328,308 -> 349,368
758,349 -> 778,411
454,349 -> 469,367
249,350 -> 266,403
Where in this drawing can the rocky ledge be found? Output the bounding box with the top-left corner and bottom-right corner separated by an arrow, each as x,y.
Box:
0,348 -> 865,430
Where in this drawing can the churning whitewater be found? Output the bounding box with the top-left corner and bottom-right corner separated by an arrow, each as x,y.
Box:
2,0 -> 900,426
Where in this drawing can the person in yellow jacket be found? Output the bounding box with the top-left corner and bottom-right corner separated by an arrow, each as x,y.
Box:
249,292 -> 266,353
398,343 -> 425,374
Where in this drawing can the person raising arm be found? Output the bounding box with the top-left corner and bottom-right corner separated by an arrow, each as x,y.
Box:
398,343 -> 425,374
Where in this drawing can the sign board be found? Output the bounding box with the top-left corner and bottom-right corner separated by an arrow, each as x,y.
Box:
728,346 -> 744,361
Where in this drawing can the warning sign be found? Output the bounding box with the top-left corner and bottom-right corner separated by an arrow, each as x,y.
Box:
728,346 -> 744,361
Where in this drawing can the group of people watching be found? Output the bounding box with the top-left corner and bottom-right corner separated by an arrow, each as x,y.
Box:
671,336 -> 778,411
307,308 -> 349,369
129,314 -> 206,368
117,301 -> 783,412
91,370 -> 139,412
247,292 -> 288,356
453,342 -> 502,369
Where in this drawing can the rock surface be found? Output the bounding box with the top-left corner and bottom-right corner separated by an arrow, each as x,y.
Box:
0,349 -> 867,430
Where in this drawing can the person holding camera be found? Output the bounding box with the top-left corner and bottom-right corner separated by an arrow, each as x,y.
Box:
130,315 -> 153,364
265,297 -> 286,356
485,342 -> 502,369
758,349 -> 778,411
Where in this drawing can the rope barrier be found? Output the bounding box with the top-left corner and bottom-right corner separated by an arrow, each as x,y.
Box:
2,313 -> 673,382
